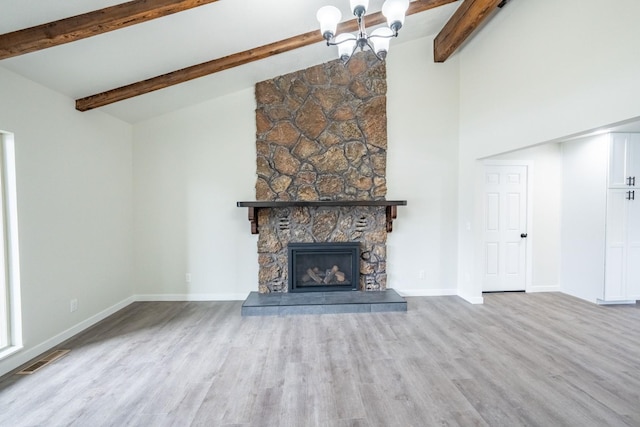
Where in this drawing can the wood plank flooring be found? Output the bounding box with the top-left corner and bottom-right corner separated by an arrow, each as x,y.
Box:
1,292 -> 639,426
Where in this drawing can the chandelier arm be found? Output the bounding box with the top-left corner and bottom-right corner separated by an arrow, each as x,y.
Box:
328,31 -> 394,47
367,34 -> 398,42
367,32 -> 398,41
345,40 -> 359,64
326,36 -> 357,47
364,39 -> 386,61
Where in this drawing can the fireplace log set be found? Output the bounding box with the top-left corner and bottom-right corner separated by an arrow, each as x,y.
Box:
302,265 -> 348,285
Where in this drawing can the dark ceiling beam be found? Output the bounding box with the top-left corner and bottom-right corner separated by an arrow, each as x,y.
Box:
75,0 -> 459,111
0,0 -> 221,60
433,0 -> 502,62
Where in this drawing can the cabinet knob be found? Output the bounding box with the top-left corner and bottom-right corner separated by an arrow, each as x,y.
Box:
520,233 -> 528,238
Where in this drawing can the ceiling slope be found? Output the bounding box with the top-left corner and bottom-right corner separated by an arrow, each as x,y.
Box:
0,0 -> 480,122
76,0 -> 458,111
0,0 -> 221,60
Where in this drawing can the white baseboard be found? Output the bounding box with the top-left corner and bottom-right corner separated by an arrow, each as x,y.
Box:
597,299 -> 637,305
458,292 -> 484,304
134,293 -> 249,302
395,288 -> 457,297
396,288 -> 484,304
528,285 -> 561,293
0,295 -> 135,378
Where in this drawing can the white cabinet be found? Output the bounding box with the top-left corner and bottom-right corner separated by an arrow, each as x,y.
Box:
603,132 -> 640,302
561,132 -> 640,304
626,192 -> 640,300
604,189 -> 640,301
609,133 -> 640,188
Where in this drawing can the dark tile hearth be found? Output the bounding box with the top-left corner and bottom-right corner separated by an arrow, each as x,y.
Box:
241,288 -> 407,316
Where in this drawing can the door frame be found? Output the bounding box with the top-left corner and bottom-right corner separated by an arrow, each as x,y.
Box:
477,160 -> 534,293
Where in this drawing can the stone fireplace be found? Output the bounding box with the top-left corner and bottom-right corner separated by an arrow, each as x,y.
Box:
254,203 -> 390,292
248,51 -> 401,294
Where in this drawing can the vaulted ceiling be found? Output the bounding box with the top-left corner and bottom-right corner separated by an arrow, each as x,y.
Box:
0,0 -> 503,123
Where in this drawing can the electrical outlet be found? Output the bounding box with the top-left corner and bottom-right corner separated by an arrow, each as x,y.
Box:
70,299 -> 78,313
185,273 -> 192,283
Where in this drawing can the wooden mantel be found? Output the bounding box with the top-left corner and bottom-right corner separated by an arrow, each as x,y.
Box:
237,200 -> 407,235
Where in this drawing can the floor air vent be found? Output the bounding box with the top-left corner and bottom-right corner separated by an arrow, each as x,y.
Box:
16,349 -> 70,375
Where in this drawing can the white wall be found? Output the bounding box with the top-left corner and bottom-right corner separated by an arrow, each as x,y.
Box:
132,89 -> 258,300
457,0 -> 640,302
386,36 -> 459,296
489,143 -> 562,292
0,66 -> 133,376
131,36 -> 461,299
560,135 -> 609,303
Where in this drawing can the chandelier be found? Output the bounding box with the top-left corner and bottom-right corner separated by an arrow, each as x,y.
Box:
316,0 -> 410,63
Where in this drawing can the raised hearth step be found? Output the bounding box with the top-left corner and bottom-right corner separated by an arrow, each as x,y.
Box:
241,289 -> 407,316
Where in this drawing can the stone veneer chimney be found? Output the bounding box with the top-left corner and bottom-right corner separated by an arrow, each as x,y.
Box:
254,52 -> 390,293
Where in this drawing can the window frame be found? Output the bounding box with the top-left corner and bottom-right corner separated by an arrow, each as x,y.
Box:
0,131 -> 22,359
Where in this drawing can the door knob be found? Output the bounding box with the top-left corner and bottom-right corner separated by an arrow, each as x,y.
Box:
520,233 -> 528,238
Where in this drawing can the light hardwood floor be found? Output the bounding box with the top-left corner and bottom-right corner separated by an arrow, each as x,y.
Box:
1,292 -> 639,426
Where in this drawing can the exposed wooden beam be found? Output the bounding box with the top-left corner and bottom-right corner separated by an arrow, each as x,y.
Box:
433,0 -> 502,62
76,0 -> 458,111
0,0 -> 221,60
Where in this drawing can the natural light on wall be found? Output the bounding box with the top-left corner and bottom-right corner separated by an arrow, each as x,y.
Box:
0,130 -> 22,359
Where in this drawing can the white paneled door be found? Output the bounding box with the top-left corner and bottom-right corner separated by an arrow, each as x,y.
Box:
482,165 -> 528,292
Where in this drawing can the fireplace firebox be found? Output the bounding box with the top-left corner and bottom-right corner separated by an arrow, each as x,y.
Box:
288,242 -> 360,292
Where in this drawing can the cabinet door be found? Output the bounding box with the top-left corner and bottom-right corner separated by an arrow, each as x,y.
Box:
626,192 -> 640,299
604,190 -> 627,300
628,134 -> 640,187
610,133 -> 640,188
609,134 -> 628,188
